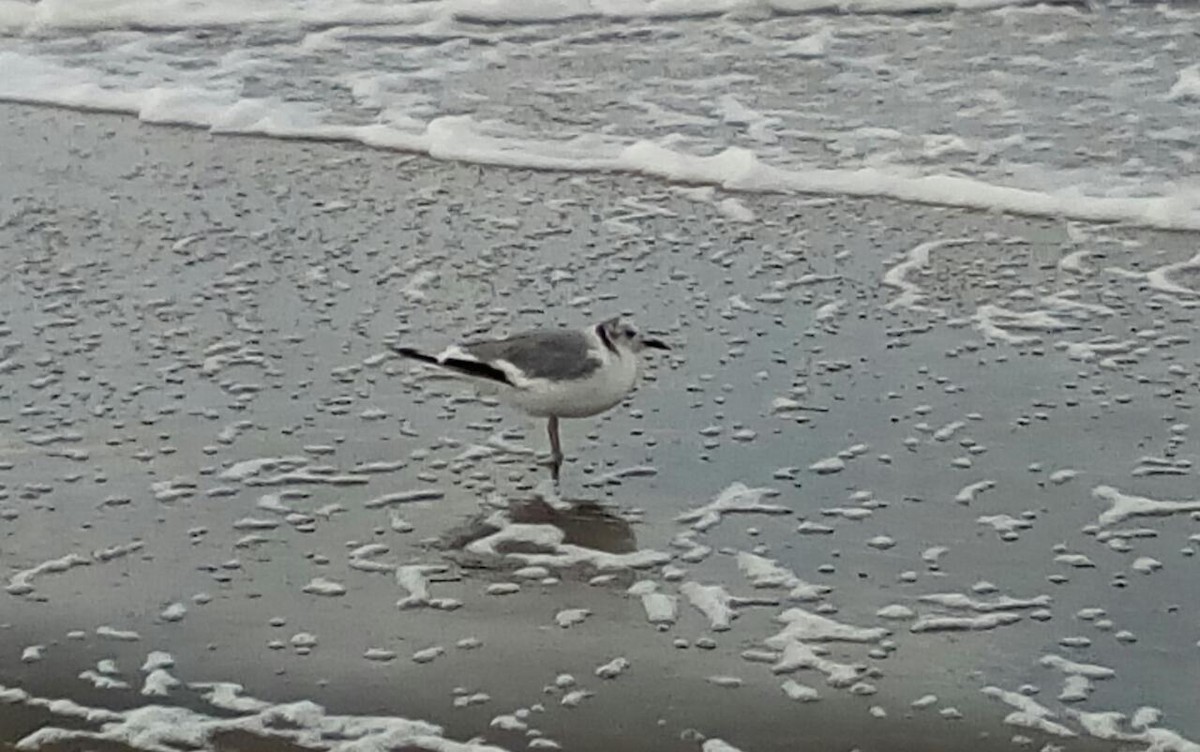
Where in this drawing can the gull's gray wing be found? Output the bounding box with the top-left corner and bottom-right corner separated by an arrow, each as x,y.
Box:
463,329 -> 601,382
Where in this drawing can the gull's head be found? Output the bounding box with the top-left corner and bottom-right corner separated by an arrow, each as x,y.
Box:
598,317 -> 670,353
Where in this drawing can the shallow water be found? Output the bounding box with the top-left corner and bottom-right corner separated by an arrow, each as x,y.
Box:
1,97 -> 1198,752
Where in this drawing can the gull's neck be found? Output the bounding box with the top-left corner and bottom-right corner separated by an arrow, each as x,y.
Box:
594,323 -> 618,355
594,323 -> 635,361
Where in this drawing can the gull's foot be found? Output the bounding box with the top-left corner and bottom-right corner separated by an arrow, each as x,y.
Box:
537,453 -> 565,484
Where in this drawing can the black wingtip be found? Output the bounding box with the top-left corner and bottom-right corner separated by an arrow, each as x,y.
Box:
389,345 -> 439,365
439,357 -> 514,386
388,344 -> 514,387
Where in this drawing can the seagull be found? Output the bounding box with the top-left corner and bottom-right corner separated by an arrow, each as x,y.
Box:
391,317 -> 670,482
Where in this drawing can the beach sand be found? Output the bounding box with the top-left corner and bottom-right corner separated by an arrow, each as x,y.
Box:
2,102 -> 1197,752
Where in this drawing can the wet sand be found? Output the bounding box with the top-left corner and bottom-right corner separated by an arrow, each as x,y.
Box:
1,103 -> 1197,752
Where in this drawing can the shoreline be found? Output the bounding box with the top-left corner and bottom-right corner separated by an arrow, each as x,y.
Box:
1,98 -> 1198,234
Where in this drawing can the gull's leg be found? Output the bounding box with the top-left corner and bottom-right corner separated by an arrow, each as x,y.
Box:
547,416 -> 564,483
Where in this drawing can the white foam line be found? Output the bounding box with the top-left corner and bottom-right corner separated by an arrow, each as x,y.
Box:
954,479 -> 995,505
364,489 -> 445,508
396,564 -> 441,608
680,582 -> 736,631
981,686 -> 1077,738
2,679 -> 511,752
640,592 -> 678,626
141,652 -> 175,672
768,640 -> 863,688
985,687 -> 1200,752
465,509 -> 670,571
1040,654 -> 1116,680
219,456 -> 308,482
767,607 -> 888,644
676,482 -> 788,532
1146,252 -> 1200,296
348,543 -> 395,573
7,540 -> 147,597
1058,248 -> 1094,274
918,592 -> 1051,612
736,552 -> 831,602
512,545 -> 671,571
4,1 -> 437,32
0,0 -> 1082,34
78,671 -> 129,691
883,238 -> 971,313
1057,338 -> 1137,362
620,142 -> 1200,231
466,515 -> 565,557
141,669 -> 180,697
1166,63 -> 1200,103
978,514 -> 1033,536
910,612 -> 1022,632
301,577 -> 347,597
1070,710 -> 1200,752
1041,292 -> 1116,318
1093,485 -> 1200,528
5,553 -> 90,596
1,53 -> 1196,232
973,304 -> 1078,345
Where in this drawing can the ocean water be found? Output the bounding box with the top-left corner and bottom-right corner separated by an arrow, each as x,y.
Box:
1,0 -> 1198,228
2,2 -> 1200,752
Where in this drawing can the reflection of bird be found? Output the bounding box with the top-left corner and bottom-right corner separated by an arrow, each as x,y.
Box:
392,317 -> 670,482
443,495 -> 640,565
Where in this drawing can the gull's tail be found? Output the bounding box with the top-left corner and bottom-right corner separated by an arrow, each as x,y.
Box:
390,344 -> 514,386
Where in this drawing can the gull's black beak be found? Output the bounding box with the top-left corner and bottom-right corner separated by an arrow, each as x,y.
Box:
642,337 -> 670,351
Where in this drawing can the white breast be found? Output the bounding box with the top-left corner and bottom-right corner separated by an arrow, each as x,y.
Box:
505,346 -> 639,419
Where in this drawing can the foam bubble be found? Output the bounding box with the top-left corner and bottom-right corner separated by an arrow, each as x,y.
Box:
767,608 -> 888,644
676,482 -> 788,532
911,613 -> 1022,632
680,582 -> 736,632
1093,486 -> 1200,528
4,673 -> 509,752
981,686 -> 1077,738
